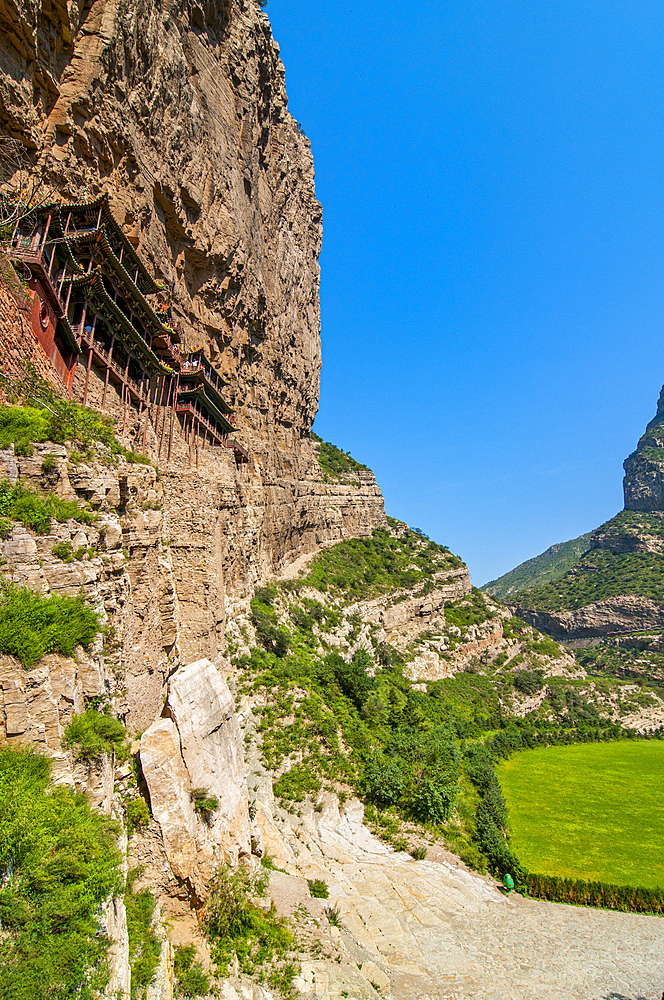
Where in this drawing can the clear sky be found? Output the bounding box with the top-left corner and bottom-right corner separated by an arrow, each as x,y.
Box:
267,1 -> 664,586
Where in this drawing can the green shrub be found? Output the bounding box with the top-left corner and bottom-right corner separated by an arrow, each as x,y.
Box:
51,540 -> 74,562
0,745 -> 122,1000
307,879 -> 329,899
0,478 -> 93,534
444,589 -> 495,630
519,549 -> 664,612
324,905 -> 341,927
125,869 -> 161,999
300,525 -> 459,601
205,864 -> 294,979
512,669 -> 545,695
127,798 -> 151,835
274,763 -> 322,802
255,584 -> 277,606
190,787 -> 219,824
173,944 -> 210,998
0,584 -> 100,667
251,597 -> 291,658
410,846 -> 427,860
63,709 -> 128,763
0,405 -> 51,453
524,872 -> 664,914
40,454 -> 58,475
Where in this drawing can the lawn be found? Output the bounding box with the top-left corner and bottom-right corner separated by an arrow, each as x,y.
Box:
497,741 -> 664,889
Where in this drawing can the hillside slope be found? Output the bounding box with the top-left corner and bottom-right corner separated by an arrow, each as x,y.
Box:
483,532 -> 593,600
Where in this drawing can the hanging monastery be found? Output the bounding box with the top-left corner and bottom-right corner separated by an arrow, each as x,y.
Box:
6,193 -> 249,469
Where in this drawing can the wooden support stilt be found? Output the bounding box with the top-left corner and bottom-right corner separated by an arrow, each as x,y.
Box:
158,376 -> 172,461
167,374 -> 179,464
141,384 -> 150,453
101,364 -> 110,411
83,350 -> 93,406
195,418 -> 199,468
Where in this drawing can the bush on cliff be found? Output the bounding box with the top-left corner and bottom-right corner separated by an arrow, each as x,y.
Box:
62,709 -> 129,763
124,869 -> 161,999
205,864 -> 297,991
0,478 -> 94,534
0,745 -> 122,1000
0,583 -> 100,667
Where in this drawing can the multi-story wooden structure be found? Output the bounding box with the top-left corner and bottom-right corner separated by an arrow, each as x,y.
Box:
6,194 -> 247,468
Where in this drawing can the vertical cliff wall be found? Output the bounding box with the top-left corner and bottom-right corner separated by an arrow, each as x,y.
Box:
1,0 -> 322,473
0,0 -> 387,651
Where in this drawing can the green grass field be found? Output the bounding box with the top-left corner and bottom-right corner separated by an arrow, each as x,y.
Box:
497,742 -> 664,888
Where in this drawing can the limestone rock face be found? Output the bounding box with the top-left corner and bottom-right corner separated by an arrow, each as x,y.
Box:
624,384 -> 664,512
515,595 -> 664,640
0,0 -> 322,473
139,658 -> 251,898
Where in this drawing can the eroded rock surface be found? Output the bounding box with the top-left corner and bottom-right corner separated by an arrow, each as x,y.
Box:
139,658 -> 250,900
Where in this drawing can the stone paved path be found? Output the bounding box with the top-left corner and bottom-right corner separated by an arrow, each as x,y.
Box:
254,786 -> 664,1000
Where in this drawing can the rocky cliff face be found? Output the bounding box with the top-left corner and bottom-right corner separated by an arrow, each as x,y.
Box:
1,0 -> 322,468
1,0 -> 390,602
624,384 -> 664,512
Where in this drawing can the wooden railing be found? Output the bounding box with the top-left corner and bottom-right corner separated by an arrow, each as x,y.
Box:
175,401 -> 228,444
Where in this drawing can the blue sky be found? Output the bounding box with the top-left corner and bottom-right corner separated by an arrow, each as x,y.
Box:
267,1 -> 664,585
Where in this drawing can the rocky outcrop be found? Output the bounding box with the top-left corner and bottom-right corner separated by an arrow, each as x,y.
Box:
139,658 -> 250,901
624,384 -> 664,512
354,566 -> 472,647
515,595 -> 664,641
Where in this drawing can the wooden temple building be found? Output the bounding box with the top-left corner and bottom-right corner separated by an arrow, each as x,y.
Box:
6,194 -> 248,469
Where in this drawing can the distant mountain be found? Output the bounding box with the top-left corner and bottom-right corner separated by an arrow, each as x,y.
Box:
482,532 -> 593,601
503,384 -> 664,640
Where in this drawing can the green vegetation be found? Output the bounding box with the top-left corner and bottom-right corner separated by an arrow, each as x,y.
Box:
174,945 -> 210,998
594,509 -> 664,541
124,869 -> 161,999
444,587 -> 495,629
62,709 -> 129,763
0,478 -> 93,535
299,523 -> 462,602
190,787 -> 219,824
523,872 -> 664,914
482,532 -> 593,600
0,745 -> 122,1000
205,864 -> 297,993
312,432 -> 369,480
0,583 -> 100,667
518,549 -> 664,612
0,368 -> 150,464
498,742 -> 664,888
127,798 -> 151,835
307,879 -> 329,899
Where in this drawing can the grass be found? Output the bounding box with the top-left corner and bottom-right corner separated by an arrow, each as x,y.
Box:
124,869 -> 161,999
62,709 -> 129,763
0,478 -> 94,535
497,742 -> 664,888
0,369 -> 151,464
